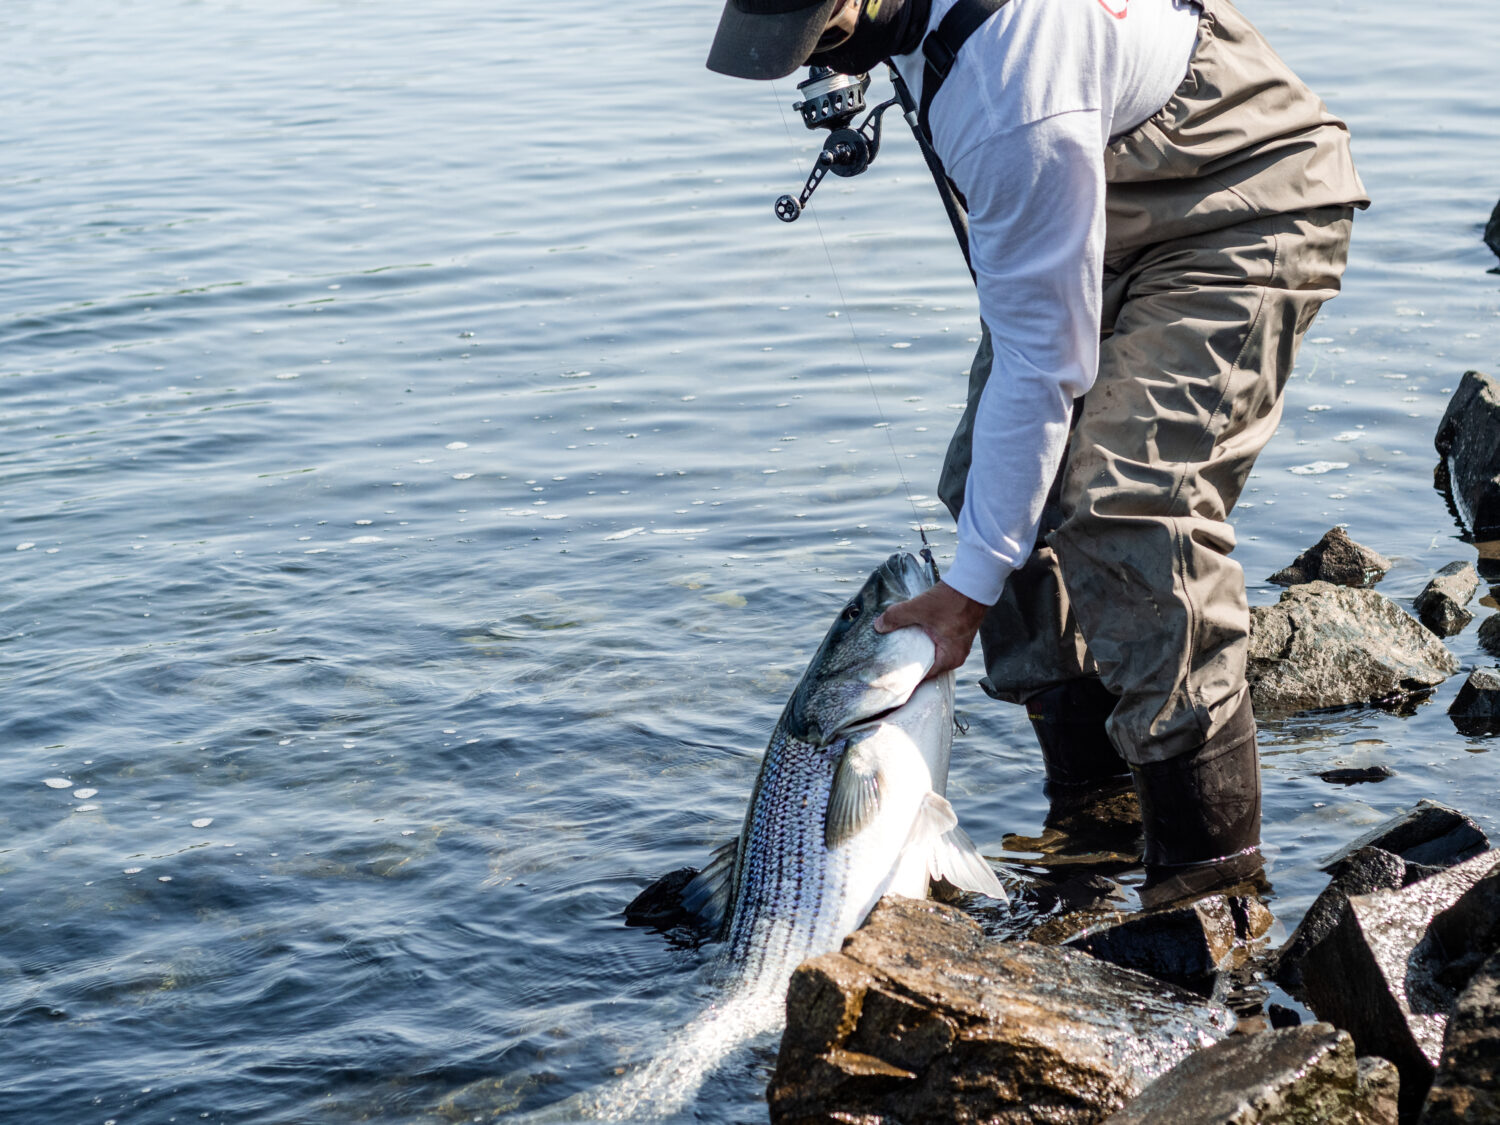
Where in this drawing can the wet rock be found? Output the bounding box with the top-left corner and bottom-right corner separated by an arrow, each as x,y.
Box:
1486,198 -> 1500,261
1413,561 -> 1479,637
1318,765 -> 1396,784
1434,371 -> 1500,540
1268,526 -> 1391,588
1065,893 -> 1272,996
1268,1003 -> 1302,1029
1247,582 -> 1460,716
1478,614 -> 1500,657
1318,801 -> 1490,875
1274,846 -> 1407,995
1100,1023 -> 1362,1124
1297,850 -> 1500,1118
1426,867 -> 1500,994
1358,1056 -> 1402,1125
769,896 -> 1235,1124
1421,948 -> 1500,1123
1448,668 -> 1500,736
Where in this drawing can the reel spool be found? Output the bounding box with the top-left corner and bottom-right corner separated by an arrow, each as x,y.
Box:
792,68 -> 870,131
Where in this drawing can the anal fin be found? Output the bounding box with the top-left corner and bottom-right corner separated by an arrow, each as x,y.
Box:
903,792 -> 1006,902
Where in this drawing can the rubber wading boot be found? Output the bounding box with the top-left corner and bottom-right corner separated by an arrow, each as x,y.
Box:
1025,680 -> 1140,861
1134,692 -> 1263,907
1027,678 -> 1130,793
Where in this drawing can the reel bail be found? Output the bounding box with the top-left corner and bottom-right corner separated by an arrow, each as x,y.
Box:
775,68 -> 899,223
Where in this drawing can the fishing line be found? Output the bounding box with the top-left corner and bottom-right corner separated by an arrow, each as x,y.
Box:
773,84 -> 933,554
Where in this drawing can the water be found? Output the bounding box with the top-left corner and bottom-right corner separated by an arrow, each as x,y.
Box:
2,0 -> 1497,1120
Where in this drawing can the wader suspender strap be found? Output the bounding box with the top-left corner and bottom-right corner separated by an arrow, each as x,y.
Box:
917,0 -> 1011,142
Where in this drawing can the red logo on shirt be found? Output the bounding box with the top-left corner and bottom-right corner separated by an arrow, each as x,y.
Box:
1096,0 -> 1128,17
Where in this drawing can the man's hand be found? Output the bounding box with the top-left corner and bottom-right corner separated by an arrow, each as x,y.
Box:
874,580 -> 989,681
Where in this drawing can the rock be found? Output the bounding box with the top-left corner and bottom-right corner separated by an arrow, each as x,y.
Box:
1414,561 -> 1480,637
1425,867 -> 1500,994
1268,526 -> 1392,588
1318,765 -> 1396,784
1357,1056 -> 1402,1125
1247,582 -> 1461,716
769,896 -> 1235,1124
1421,949 -> 1500,1123
1274,846 -> 1407,995
1449,669 -> 1500,736
1487,198 -> 1500,261
1434,371 -> 1500,540
1318,801 -> 1490,875
1065,893 -> 1272,996
1478,614 -> 1500,657
1297,850 -> 1500,1118
1268,1003 -> 1302,1029
1100,1024 -> 1361,1124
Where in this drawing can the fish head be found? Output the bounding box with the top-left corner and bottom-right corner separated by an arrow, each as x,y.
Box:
783,552 -> 939,747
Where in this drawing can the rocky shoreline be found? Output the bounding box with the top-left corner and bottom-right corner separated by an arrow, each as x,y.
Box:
626,370 -> 1500,1122
764,370 -> 1500,1124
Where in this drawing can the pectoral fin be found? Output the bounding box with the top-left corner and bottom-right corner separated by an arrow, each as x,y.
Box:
825,736 -> 884,849
904,792 -> 1007,902
680,838 -> 738,933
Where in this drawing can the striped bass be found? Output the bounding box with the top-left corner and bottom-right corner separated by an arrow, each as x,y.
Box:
685,548 -> 1006,999
534,551 -> 1004,1122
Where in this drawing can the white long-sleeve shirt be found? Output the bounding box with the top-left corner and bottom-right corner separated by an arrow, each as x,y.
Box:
890,0 -> 1200,605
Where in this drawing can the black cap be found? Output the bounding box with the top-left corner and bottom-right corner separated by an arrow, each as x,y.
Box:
706,0 -> 847,80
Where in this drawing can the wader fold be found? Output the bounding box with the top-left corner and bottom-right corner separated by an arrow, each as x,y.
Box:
939,0 -> 1368,765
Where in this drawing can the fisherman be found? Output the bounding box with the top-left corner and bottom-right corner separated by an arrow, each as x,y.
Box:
707,0 -> 1368,901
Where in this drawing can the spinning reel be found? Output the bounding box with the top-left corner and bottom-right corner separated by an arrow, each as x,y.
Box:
774,68 -> 901,223
773,63 -> 976,277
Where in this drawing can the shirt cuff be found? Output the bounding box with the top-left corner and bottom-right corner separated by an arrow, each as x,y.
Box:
943,540 -> 1013,607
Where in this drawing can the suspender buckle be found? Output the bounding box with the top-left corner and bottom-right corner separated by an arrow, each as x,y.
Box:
923,36 -> 958,79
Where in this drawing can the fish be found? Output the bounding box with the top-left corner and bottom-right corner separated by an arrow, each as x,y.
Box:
537,551 -> 1004,1122
684,548 -> 1006,995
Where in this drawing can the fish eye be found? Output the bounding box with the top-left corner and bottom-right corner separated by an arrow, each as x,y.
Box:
840,601 -> 861,622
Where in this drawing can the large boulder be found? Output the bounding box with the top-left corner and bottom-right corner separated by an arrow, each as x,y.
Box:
1247,582 -> 1461,715
769,896 -> 1235,1124
1274,846 -> 1407,996
1434,371 -> 1500,540
1421,949 -> 1500,1122
1100,1024 -> 1387,1125
1268,526 -> 1391,588
1413,561 -> 1479,637
1297,850 -> 1500,1119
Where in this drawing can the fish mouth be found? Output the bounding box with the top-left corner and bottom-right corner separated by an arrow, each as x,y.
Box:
836,682 -> 922,738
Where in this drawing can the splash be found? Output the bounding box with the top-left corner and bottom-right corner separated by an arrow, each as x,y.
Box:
515,977 -> 786,1123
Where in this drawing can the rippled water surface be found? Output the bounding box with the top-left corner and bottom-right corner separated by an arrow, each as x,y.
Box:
3,1 -> 1498,1121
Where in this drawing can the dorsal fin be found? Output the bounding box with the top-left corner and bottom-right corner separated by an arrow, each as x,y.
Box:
903,791 -> 1006,901
680,838 -> 738,934
825,734 -> 885,849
